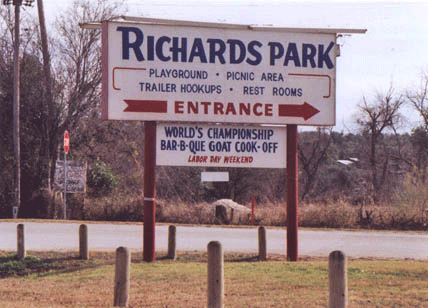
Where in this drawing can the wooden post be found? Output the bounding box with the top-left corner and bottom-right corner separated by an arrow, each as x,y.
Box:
329,250 -> 347,308
167,225 -> 176,260
207,241 -> 224,308
114,247 -> 130,307
79,224 -> 89,260
258,226 -> 267,261
143,121 -> 157,262
251,195 -> 255,225
287,124 -> 298,261
17,223 -> 25,260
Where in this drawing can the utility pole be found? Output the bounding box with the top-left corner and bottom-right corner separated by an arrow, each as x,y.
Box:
36,0 -> 54,191
2,0 -> 35,218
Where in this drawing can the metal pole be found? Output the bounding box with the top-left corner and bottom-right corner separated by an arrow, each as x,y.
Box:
287,124 -> 298,261
13,1 -> 21,218
64,151 -> 67,219
143,121 -> 156,262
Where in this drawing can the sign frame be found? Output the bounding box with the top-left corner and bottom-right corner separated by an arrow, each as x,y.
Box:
99,19 -> 365,126
156,122 -> 287,168
94,16 -> 366,262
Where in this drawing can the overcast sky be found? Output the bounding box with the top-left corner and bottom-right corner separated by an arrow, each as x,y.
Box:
46,0 -> 428,132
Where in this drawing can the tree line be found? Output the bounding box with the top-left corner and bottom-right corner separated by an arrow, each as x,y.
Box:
1,0 -> 428,219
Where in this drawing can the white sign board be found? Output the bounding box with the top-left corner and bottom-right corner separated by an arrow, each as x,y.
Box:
201,172 -> 229,182
156,123 -> 286,168
54,160 -> 87,193
102,20 -> 337,126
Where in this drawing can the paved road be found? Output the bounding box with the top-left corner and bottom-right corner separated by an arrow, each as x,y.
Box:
1,221 -> 428,260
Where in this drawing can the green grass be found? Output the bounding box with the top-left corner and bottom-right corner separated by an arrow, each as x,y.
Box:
0,251 -> 428,307
0,254 -> 51,277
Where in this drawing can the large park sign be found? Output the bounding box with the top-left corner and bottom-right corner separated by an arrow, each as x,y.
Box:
102,19 -> 342,126
97,17 -> 366,262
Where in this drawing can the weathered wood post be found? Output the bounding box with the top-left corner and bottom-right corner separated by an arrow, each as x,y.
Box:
329,250 -> 347,308
17,223 -> 25,260
258,226 -> 267,261
207,241 -> 224,308
114,247 -> 130,307
167,225 -> 176,260
79,224 -> 89,260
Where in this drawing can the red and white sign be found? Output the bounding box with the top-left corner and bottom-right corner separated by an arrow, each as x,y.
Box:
102,19 -> 338,126
64,130 -> 70,155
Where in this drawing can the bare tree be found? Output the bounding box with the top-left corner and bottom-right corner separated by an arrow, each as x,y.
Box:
406,70 -> 428,128
298,127 -> 333,200
0,0 -> 125,215
53,0 -> 124,133
356,86 -> 404,196
405,70 -> 428,183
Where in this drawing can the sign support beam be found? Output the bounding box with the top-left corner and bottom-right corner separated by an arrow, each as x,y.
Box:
286,124 -> 298,261
64,152 -> 67,219
63,130 -> 69,220
143,121 -> 157,262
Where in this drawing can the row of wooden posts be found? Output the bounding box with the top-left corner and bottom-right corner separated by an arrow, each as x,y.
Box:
15,224 -> 266,262
15,224 -> 347,308
114,242 -> 347,308
16,223 -> 89,260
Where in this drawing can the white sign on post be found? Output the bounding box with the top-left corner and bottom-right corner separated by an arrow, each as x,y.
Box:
54,160 -> 87,193
201,172 -> 229,182
156,123 -> 286,168
102,19 -> 338,126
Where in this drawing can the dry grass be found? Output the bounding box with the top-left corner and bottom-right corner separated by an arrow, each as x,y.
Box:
69,194 -> 428,230
159,199 -> 428,230
254,200 -> 427,230
160,201 -> 215,225
1,251 -> 428,307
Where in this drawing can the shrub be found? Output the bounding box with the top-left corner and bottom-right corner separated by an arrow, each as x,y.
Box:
87,160 -> 117,197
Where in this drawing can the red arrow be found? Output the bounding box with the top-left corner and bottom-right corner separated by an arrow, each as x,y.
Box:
124,100 -> 167,113
278,102 -> 320,120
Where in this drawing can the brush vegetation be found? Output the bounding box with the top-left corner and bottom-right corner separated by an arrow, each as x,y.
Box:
64,196 -> 428,231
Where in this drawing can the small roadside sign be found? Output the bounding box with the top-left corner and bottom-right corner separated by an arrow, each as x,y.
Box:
54,160 -> 87,193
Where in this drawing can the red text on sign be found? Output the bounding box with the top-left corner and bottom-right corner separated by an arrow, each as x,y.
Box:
174,101 -> 273,117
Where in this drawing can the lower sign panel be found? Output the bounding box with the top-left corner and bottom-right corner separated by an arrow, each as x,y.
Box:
156,123 -> 286,168
201,172 -> 229,182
